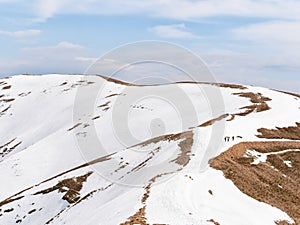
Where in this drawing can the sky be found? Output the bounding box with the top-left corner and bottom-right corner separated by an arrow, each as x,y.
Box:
0,0 -> 300,92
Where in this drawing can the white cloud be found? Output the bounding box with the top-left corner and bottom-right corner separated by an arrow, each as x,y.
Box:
199,49 -> 300,93
148,23 -> 200,39
233,21 -> 300,44
0,42 -> 92,75
75,57 -> 98,62
34,0 -> 71,21
232,21 -> 300,57
0,29 -> 41,38
31,0 -> 300,21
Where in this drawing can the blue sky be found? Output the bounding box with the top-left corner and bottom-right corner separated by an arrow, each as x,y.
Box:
0,0 -> 300,92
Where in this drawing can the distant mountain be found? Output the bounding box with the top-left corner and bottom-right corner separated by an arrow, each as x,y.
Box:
0,74 -> 299,225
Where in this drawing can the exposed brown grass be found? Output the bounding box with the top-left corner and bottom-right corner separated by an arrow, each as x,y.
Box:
120,207 -> 149,225
233,92 -> 272,116
131,131 -> 194,167
98,74 -> 247,90
233,92 -> 272,103
2,85 -> 11,90
92,115 -> 101,120
198,114 -> 229,127
119,132 -> 194,224
105,93 -> 120,98
97,75 -> 136,86
0,138 -> 21,158
170,131 -> 194,166
67,123 -> 82,131
98,101 -> 110,108
18,92 -> 31,97
211,83 -> 247,90
120,171 -> 174,225
274,90 -> 300,99
59,82 -> 67,86
210,141 -> 300,224
276,220 -> 296,225
34,172 -> 92,204
226,114 -> 235,121
207,219 -> 221,225
175,81 -> 247,90
1,98 -> 14,103
257,123 -> 300,140
0,196 -> 24,207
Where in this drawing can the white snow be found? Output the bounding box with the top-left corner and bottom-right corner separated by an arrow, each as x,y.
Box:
0,74 -> 299,225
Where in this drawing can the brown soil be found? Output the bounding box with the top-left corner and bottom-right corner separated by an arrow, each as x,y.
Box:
119,131 -> 195,224
59,82 -> 67,86
1,98 -> 14,103
67,123 -> 82,131
233,92 -> 272,103
97,75 -> 136,86
210,141 -> 300,224
209,83 -> 247,90
194,92 -> 272,128
276,220 -> 296,225
233,92 -> 272,116
120,207 -> 149,225
0,138 -> 21,158
98,101 -> 110,108
257,123 -> 300,140
207,219 -> 221,225
175,81 -> 247,90
131,131 -> 194,167
105,93 -> 120,98
274,90 -> 300,99
226,114 -> 235,121
198,114 -> 229,127
130,148 -> 160,173
120,172 -> 174,225
18,92 -> 31,97
3,208 -> 13,213
0,196 -> 24,207
170,131 -> 194,166
2,85 -> 11,90
34,172 -> 92,204
132,131 -> 191,148
0,153 -> 112,208
28,209 -> 36,214
98,74 -> 247,90
92,115 -> 101,120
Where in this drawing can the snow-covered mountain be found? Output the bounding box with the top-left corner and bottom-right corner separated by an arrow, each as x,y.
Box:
0,74 -> 299,225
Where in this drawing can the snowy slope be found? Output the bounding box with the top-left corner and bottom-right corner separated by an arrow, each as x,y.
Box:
0,74 -> 299,225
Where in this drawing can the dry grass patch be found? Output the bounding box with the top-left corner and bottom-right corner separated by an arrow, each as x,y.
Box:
211,141 -> 300,224
233,92 -> 272,116
120,207 -> 149,225
34,172 -> 92,204
170,131 -> 194,166
207,219 -> 221,225
2,85 -> 11,90
198,114 -> 229,127
275,90 -> 300,99
276,220 -> 296,225
257,123 -> 300,140
67,123 -> 82,131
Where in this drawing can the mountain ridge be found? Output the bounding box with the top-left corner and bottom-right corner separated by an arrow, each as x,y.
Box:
0,74 -> 299,225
